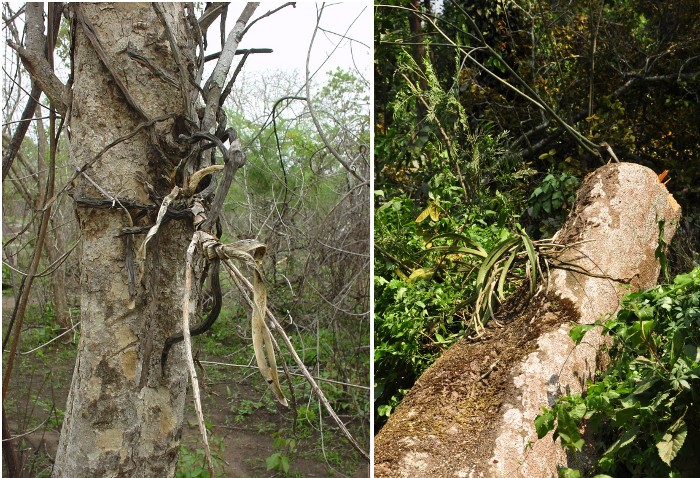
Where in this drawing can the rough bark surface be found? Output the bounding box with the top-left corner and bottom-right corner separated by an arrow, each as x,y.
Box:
374,162 -> 681,477
53,4 -> 197,477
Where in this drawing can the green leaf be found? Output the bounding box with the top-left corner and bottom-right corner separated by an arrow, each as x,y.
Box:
670,329 -> 684,364
604,427 -> 638,456
569,324 -> 595,345
558,468 -> 581,478
656,421 -> 687,466
534,408 -> 554,439
555,407 -> 584,451
407,267 -> 435,282
632,377 -> 659,395
521,233 -> 537,295
476,236 -> 519,289
684,344 -> 700,362
569,402 -> 587,422
266,453 -> 281,471
542,200 -> 552,214
497,249 -> 517,300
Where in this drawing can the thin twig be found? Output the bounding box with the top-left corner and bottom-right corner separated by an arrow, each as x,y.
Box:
20,322 -> 81,355
305,5 -> 364,183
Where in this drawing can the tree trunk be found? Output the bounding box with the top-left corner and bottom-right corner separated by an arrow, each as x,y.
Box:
374,162 -> 681,477
53,4 -> 198,476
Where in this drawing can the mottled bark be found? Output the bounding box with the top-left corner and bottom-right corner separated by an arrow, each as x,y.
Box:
374,162 -> 681,477
53,4 -> 198,477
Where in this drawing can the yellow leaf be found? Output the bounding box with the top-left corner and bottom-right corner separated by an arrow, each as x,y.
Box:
429,205 -> 439,221
416,203 -> 439,223
415,206 -> 431,223
407,268 -> 435,283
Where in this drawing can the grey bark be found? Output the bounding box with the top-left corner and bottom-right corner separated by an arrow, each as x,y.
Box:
53,4 -> 198,477
374,162 -> 681,477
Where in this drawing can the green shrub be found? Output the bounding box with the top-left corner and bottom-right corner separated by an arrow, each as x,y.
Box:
528,172 -> 579,236
535,268 -> 700,477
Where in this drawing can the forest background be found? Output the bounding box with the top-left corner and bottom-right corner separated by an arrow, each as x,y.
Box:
374,1 -> 699,476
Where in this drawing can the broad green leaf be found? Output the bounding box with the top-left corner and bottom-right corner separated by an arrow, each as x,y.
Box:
684,344 -> 700,362
616,400 -> 639,422
670,329 -> 684,364
266,453 -> 281,471
604,427 -> 638,456
569,402 -> 587,422
558,468 -> 581,478
555,407 -> 584,451
534,408 -> 554,439
656,422 -> 687,466
632,377 -> 659,395
542,200 -> 552,214
407,267 -> 435,282
569,324 -> 595,345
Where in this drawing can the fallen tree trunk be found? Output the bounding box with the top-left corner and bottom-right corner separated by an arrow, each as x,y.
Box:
374,162 -> 681,477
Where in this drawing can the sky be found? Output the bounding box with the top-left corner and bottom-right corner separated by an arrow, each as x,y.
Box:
230,2 -> 372,81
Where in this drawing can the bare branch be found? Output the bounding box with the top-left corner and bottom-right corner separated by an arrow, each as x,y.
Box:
2,82 -> 42,183
6,41 -> 67,115
197,2 -> 228,31
305,5 -> 365,182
